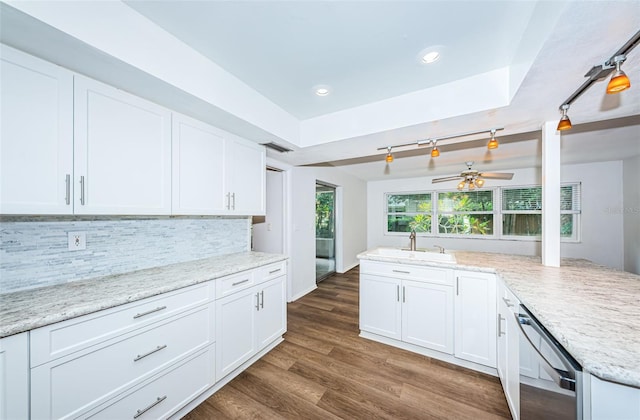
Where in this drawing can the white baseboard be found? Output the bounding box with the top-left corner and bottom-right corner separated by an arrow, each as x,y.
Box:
288,284 -> 317,302
338,261 -> 359,273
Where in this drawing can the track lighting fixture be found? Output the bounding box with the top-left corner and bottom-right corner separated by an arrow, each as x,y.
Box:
430,140 -> 440,157
378,127 -> 504,162
557,104 -> 572,131
557,30 -> 639,131
487,129 -> 498,150
606,55 -> 631,94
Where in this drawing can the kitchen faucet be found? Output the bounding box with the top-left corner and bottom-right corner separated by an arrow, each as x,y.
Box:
433,244 -> 445,254
409,230 -> 417,251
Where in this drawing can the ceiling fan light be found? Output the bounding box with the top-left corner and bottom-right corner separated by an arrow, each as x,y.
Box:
431,146 -> 440,158
607,71 -> 631,94
468,180 -> 475,190
457,181 -> 466,190
475,178 -> 485,187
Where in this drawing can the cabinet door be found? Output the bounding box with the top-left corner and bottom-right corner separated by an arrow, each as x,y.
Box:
359,274 -> 401,340
1,45 -> 73,214
226,137 -> 265,215
256,276 -> 287,350
0,332 -> 29,420
505,302 -> 520,419
402,280 -> 453,354
74,76 -> 171,215
215,288 -> 258,380
171,113 -> 226,214
454,271 -> 497,367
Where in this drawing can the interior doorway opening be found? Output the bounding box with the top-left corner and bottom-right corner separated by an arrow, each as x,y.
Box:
316,182 -> 336,282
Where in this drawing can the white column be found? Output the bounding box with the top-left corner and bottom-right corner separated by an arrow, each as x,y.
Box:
542,121 -> 561,267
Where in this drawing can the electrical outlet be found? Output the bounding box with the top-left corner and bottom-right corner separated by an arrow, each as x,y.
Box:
68,231 -> 86,251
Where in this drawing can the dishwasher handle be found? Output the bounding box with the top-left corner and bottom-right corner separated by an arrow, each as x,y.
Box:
515,312 -> 577,391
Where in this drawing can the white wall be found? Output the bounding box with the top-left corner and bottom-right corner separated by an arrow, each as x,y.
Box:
289,166 -> 367,301
623,155 -> 640,274
367,161 -> 624,269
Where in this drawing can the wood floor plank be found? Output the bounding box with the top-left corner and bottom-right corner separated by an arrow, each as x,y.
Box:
184,266 -> 511,419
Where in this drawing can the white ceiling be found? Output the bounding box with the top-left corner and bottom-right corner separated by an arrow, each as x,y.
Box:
1,0 -> 639,180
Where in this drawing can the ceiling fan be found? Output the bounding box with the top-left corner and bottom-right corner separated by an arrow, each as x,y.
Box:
432,161 -> 513,190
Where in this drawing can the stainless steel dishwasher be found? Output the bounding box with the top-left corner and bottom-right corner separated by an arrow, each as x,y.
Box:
516,305 -> 583,419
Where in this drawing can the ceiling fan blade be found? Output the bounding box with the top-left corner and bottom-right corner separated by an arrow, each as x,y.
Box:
432,176 -> 463,183
478,172 -> 514,180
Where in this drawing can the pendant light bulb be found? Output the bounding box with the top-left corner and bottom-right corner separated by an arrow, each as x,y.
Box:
475,178 -> 485,187
557,104 -> 572,131
457,181 -> 466,190
607,56 -> 631,94
487,129 -> 498,150
430,140 -> 440,158
385,147 -> 394,163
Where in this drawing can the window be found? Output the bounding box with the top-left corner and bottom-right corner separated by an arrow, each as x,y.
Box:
386,193 -> 432,233
385,183 -> 581,241
502,184 -> 580,240
437,190 -> 494,235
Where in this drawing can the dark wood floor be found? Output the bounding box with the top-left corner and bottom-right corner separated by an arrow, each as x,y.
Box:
184,267 -> 511,419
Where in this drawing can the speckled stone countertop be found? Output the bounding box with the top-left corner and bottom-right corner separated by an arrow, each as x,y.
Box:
358,249 -> 640,389
0,252 -> 287,338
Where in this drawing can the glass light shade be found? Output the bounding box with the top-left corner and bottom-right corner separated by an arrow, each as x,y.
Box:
385,153 -> 394,163
557,115 -> 572,131
431,147 -> 440,157
606,71 -> 631,94
468,181 -> 475,190
475,178 -> 485,187
487,138 -> 499,150
457,181 -> 465,190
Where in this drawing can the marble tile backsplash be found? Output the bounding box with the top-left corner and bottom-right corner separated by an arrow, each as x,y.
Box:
0,217 -> 250,293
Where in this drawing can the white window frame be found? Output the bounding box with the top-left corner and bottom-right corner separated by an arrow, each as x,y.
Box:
435,189 -> 496,238
384,192 -> 433,236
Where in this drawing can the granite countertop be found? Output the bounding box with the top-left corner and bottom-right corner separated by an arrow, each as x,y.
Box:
0,251 -> 287,338
358,249 -> 640,389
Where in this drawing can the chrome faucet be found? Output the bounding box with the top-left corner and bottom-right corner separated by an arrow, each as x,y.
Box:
433,244 -> 445,254
409,230 -> 417,251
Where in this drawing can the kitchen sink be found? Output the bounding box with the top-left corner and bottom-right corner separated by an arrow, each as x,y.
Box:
365,247 -> 457,263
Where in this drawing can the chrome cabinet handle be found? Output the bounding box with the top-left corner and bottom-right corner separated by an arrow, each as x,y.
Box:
133,306 -> 167,319
231,193 -> 236,210
133,395 -> 167,419
269,268 -> 281,274
396,285 -> 400,302
65,174 -> 71,205
226,192 -> 231,210
502,297 -> 514,308
232,279 -> 250,286
79,176 -> 85,205
498,314 -> 505,337
255,292 -> 260,310
402,286 -> 406,303
260,290 -> 264,308
133,344 -> 167,362
456,277 -> 459,296
392,269 -> 410,274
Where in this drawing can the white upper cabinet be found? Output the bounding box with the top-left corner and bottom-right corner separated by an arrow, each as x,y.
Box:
74,75 -> 172,215
225,136 -> 265,215
0,45 -> 73,214
172,113 -> 226,214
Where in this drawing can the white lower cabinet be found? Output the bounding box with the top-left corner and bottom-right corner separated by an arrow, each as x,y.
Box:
359,261 -> 454,355
497,280 -> 520,420
454,270 -> 497,368
0,332 -> 29,420
216,271 -> 286,381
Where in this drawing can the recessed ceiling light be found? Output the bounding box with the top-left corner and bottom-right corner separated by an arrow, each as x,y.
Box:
313,85 -> 331,96
422,51 -> 440,64
417,46 -> 443,65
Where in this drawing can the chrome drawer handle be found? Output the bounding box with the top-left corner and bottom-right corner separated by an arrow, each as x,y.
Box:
268,268 -> 281,274
133,344 -> 167,362
502,297 -> 514,308
133,306 -> 167,319
392,269 -> 411,274
232,279 -> 250,286
133,395 -> 167,419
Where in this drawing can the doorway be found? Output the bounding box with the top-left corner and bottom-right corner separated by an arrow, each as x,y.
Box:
315,182 -> 336,282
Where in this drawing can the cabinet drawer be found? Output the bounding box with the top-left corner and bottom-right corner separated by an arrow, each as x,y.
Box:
84,345 -> 215,420
258,260 -> 287,282
360,260 -> 453,286
216,270 -> 255,298
31,304 -> 214,420
31,282 -> 214,367
498,280 -> 519,314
